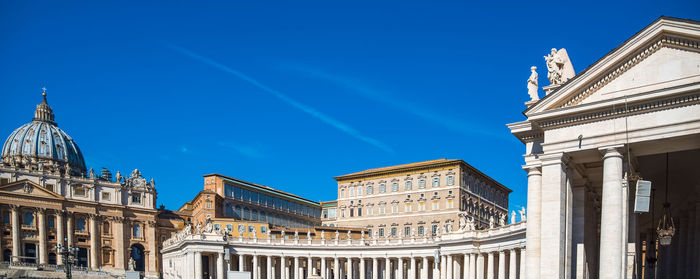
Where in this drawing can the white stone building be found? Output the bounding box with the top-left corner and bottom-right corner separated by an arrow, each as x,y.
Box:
508,17 -> 700,279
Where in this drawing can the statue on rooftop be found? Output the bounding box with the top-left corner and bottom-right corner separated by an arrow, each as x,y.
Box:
511,210 -> 516,224
527,66 -> 539,102
519,207 -> 527,221
544,48 -> 576,86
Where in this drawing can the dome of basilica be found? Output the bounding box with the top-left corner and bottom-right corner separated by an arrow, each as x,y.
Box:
1,92 -> 86,176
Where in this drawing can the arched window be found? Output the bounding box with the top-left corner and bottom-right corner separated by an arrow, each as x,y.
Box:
77,218 -> 86,231
367,186 -> 373,194
23,212 -> 35,226
133,224 -> 142,238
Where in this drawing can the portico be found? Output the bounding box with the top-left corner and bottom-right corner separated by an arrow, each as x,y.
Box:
509,17 -> 700,279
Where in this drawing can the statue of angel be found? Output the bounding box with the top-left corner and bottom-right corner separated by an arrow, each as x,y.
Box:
511,210 -> 516,224
519,207 -> 527,221
544,48 -> 576,86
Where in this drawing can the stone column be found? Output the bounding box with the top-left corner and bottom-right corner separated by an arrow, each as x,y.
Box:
195,252 -> 203,279
523,165 -> 541,279
497,251 -> 505,279
239,254 -> 246,271
433,257 -> 439,279
281,256 -> 288,279
347,258 -> 354,279
321,257 -> 327,279
360,258 -> 366,279
218,253 -> 226,279
147,221 -> 158,273
463,254 -> 469,279
11,205 -> 20,262
519,250 -> 526,279
453,256 -> 460,279
409,257 -> 416,279
486,253 -> 494,279
398,257 -> 404,279
66,212 -> 74,247
113,217 -> 126,270
539,153 -> 569,279
686,208 -> 695,279
89,214 -> 100,270
37,209 -> 47,264
308,256 -> 314,278
294,256 -> 300,279
508,250 -> 516,279
267,255 -> 273,279
385,258 -> 391,279
253,254 -> 259,279
476,254 -> 484,279
469,254 -> 476,279
56,211 -> 65,264
335,257 -> 340,279
695,203 -> 700,277
445,255 -> 452,279
373,258 -> 379,279
440,255 -> 447,279
421,257 -> 428,279
598,147 -> 623,279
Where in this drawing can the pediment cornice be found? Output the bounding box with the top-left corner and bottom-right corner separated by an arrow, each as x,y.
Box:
526,18 -> 700,116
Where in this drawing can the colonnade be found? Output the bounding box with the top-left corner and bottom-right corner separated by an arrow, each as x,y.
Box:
187,249 -> 526,279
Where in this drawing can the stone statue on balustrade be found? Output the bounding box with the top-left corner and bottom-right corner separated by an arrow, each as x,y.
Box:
361,230 -> 365,239
511,210 -> 516,224
527,66 -> 539,102
544,48 -> 576,86
489,215 -> 495,229
294,230 -> 299,240
306,231 -> 311,240
499,214 -> 506,226
458,213 -> 468,232
346,230 -> 351,239
335,230 -> 339,240
129,256 -> 136,271
467,216 -> 475,231
519,207 -> 527,221
321,232 -> 326,240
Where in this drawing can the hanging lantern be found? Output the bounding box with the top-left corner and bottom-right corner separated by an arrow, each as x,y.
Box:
656,202 -> 675,246
656,153 -> 674,246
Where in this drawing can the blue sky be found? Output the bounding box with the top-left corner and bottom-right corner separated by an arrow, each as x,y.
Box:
1,1 -> 698,214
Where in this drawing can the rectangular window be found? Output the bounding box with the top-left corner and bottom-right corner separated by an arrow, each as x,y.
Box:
131,193 -> 141,204
322,209 -> 328,218
248,225 -> 254,232
357,186 -> 362,196
341,209 -> 345,217
404,181 -> 412,190
46,184 -> 54,192
350,208 -> 354,217
329,208 -> 337,218
349,187 -> 355,197
214,224 -> 221,231
101,192 -> 111,201
367,206 -> 373,216
432,225 -> 438,235
432,177 -> 440,187
74,187 -> 86,197
367,186 -> 373,194
225,184 -> 233,197
379,205 -> 386,214
226,224 -> 233,231
404,226 -> 410,236
447,175 -> 455,186
358,208 -> 362,216
432,201 -> 439,210
419,202 -> 425,211
379,184 -> 386,193
390,227 -> 397,237
48,217 -> 55,229
391,183 -> 399,192
418,226 -> 424,235
405,203 -> 411,212
2,212 -> 9,224
447,199 -> 454,209
238,225 -> 244,233
379,228 -> 384,237
392,204 -> 398,213
418,179 -> 426,189
261,226 -> 267,234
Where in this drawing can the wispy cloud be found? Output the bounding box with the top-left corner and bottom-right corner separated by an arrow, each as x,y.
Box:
165,44 -> 392,152
217,141 -> 264,159
286,66 -> 504,139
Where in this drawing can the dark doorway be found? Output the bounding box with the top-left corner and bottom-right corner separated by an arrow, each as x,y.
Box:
202,255 -> 210,279
48,253 -> 56,265
3,249 -> 11,262
130,244 -> 145,271
23,243 -> 36,263
77,248 -> 88,268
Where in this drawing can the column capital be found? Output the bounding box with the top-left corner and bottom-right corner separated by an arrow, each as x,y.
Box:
598,145 -> 625,158
539,152 -> 571,166
522,164 -> 542,175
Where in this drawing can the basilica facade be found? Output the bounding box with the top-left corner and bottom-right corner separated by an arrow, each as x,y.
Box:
0,93 -> 181,278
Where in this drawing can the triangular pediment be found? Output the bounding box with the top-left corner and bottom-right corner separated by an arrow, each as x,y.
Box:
526,17 -> 700,116
0,179 -> 66,200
